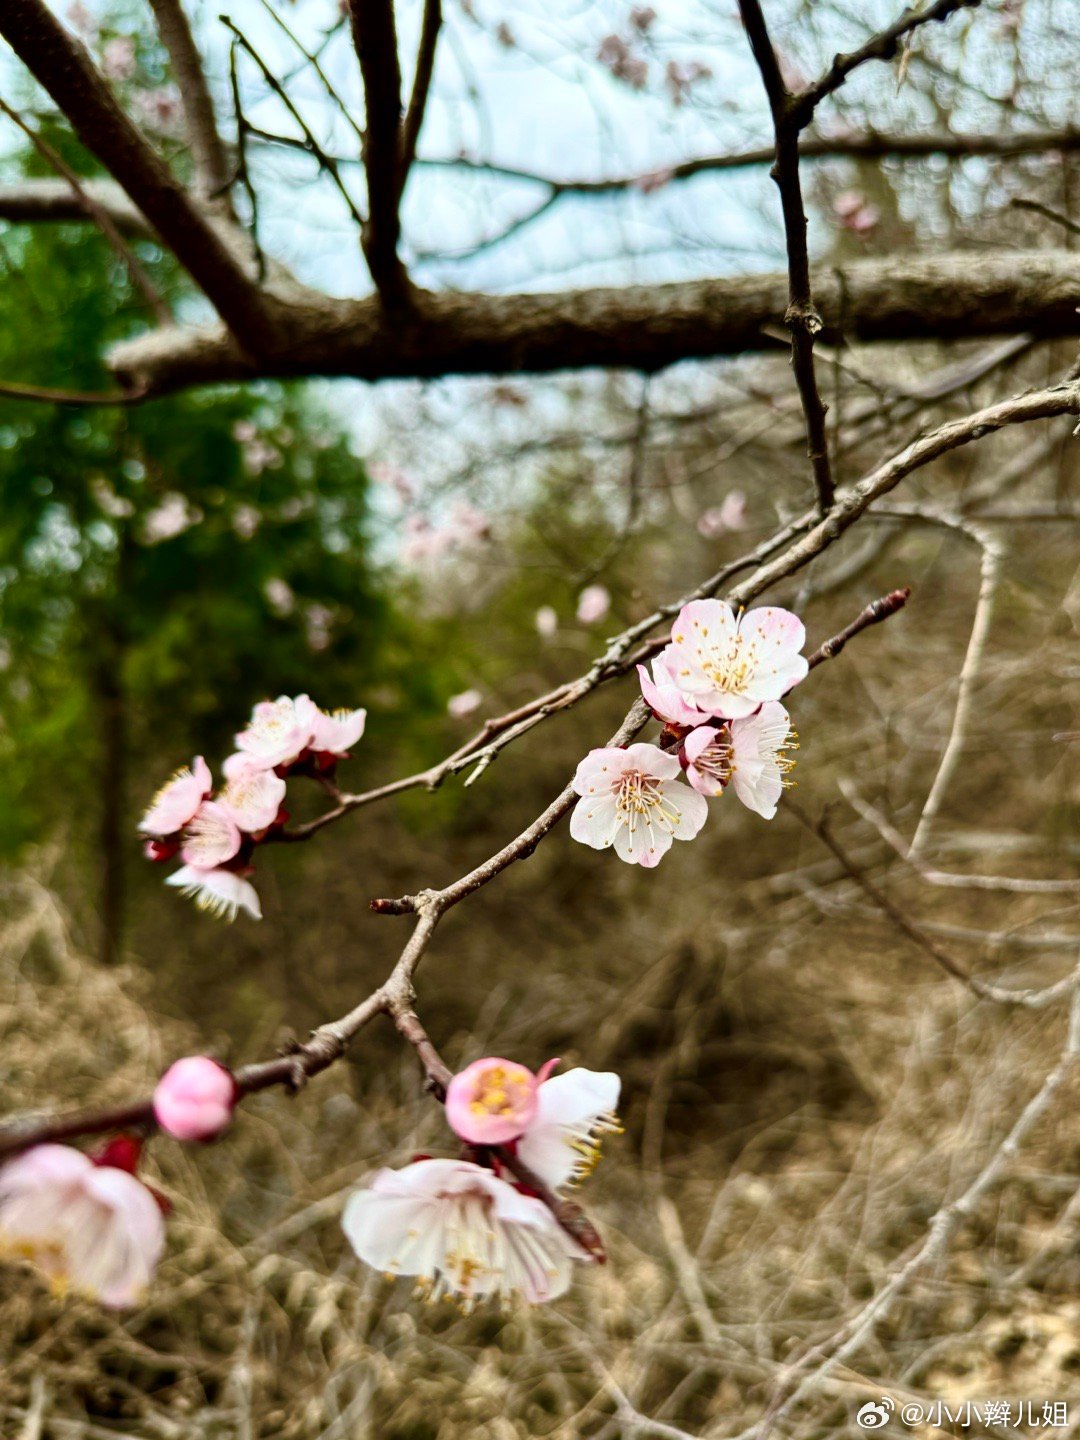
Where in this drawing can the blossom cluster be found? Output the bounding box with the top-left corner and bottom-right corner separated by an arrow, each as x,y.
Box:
571,599 -> 807,866
344,1057 -> 621,1306
0,1054 -> 620,1312
140,695 -> 366,921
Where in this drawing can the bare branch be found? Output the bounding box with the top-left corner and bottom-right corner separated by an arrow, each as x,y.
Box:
792,0 -> 984,126
103,248 -> 1080,398
415,126 -> 1080,194
146,0 -> 233,205
346,0 -> 411,302
0,178 -> 151,234
737,0 -> 834,510
401,0 -> 443,178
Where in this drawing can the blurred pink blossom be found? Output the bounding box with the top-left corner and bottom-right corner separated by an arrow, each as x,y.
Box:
535,605 -> 559,638
576,584 -> 611,625
697,489 -> 748,537
102,36 -> 137,81
447,688 -> 483,719
0,1143 -> 164,1308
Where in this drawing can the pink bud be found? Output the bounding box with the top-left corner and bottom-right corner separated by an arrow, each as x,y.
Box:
153,1057 -> 236,1142
445,1057 -> 540,1145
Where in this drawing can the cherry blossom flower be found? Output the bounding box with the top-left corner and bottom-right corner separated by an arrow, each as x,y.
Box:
535,605 -> 559,638
140,492 -> 202,545
219,757 -> 287,832
445,1057 -> 547,1145
834,190 -> 880,235
139,758 -> 211,837
102,36 -> 136,80
683,702 -> 796,819
310,705 -> 367,757
660,600 -> 807,720
571,743 -> 708,866
517,1067 -> 622,1190
576,584 -> 611,625
234,694 -> 318,770
263,576 -> 295,616
447,688 -> 483,720
153,1057 -> 237,1142
342,1158 -> 590,1305
165,865 -> 262,921
637,656 -> 708,727
697,490 -> 749,538
180,801 -> 241,869
0,1144 -> 164,1308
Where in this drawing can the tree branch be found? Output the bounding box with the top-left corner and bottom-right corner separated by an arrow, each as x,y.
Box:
101,248 -> 1080,398
416,126 -> 1080,194
400,0 -> 442,179
0,178 -> 152,234
146,0 -> 233,206
346,0 -> 411,303
792,0 -> 983,126
0,0 -> 279,352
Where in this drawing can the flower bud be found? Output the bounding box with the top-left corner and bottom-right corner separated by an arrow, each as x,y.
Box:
153,1056 -> 236,1142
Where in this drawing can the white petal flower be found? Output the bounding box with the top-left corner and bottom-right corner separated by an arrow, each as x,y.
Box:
517,1068 -> 622,1191
661,599 -> 807,719
165,865 -> 262,921
570,743 -> 708,867
729,701 -> 797,820
310,705 -> 367,757
0,1145 -> 164,1309
180,801 -> 241,868
234,694 -> 319,770
218,758 -> 287,832
682,703 -> 796,818
342,1158 -> 590,1306
138,757 -> 211,836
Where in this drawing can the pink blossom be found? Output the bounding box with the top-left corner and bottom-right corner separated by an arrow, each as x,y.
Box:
310,705 -> 367,757
697,490 -> 748,538
0,1144 -> 164,1308
448,501 -> 491,545
637,656 -> 708,727
263,576 -> 295,616
634,167 -> 675,195
153,1057 -> 236,1142
571,743 -> 708,866
664,59 -> 712,105
342,1158 -> 590,1305
66,2 -> 95,36
219,756 -> 287,832
535,605 -> 559,639
234,694 -> 319,770
180,801 -> 242,869
517,1066 -> 621,1190
683,701 -> 796,818
834,190 -> 880,234
304,603 -> 334,652
140,492 -> 201,544
445,1057 -> 544,1145
576,584 -> 611,625
447,688 -> 483,720
139,757 -> 212,837
659,599 -> 807,719
370,461 -> 415,504
165,865 -> 262,922
232,503 -> 261,539
102,36 -> 136,80
231,420 -> 257,444
132,86 -> 182,134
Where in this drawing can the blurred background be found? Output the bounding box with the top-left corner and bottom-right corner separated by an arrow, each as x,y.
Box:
1,0 -> 1080,1436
